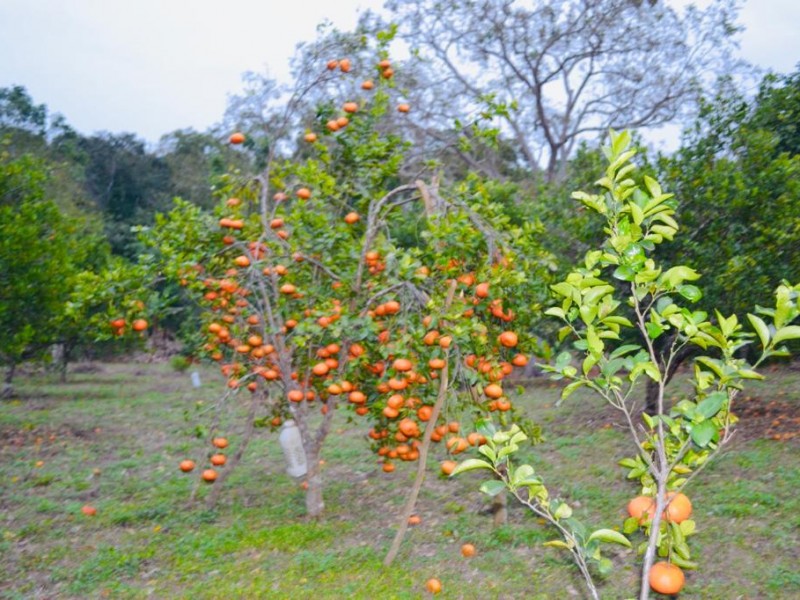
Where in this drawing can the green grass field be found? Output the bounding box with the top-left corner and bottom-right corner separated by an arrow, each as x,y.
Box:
1,361 -> 798,599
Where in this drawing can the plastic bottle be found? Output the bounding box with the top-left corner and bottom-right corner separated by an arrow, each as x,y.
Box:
279,420 -> 307,477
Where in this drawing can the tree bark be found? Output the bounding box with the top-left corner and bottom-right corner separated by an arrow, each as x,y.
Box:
304,446 -> 324,519
2,362 -> 15,398
492,489 -> 508,527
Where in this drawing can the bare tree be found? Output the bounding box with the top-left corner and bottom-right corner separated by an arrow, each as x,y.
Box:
383,0 -> 746,181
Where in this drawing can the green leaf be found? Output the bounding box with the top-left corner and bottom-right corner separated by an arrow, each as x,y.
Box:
543,539 -> 574,550
545,307 -> 566,319
678,285 -> 702,303
773,325 -> 800,345
479,480 -> 507,497
670,554 -> 699,570
613,265 -> 635,282
747,313 -> 770,348
588,529 -> 632,547
696,391 -> 726,419
646,322 -> 664,340
690,420 -> 717,447
554,503 -> 573,520
610,344 -> 641,359
561,380 -> 586,400
661,266 -> 701,288
478,444 -> 497,462
679,519 -> 696,536
623,517 -> 641,534
450,459 -> 494,476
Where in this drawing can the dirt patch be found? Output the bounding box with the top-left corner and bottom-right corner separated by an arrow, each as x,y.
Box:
0,424 -> 100,451
734,394 -> 800,442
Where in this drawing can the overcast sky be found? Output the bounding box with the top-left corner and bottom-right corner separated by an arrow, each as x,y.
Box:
1,0 -> 798,144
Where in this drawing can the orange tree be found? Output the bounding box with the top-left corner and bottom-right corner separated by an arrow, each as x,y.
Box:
453,131 -> 800,599
138,40 -> 553,519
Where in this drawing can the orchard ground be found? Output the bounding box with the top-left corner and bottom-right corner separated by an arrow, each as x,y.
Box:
1,361 -> 798,599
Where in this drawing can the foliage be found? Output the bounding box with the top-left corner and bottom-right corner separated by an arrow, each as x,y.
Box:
451,421 -> 631,600
542,130 -> 800,598
656,71 -> 800,322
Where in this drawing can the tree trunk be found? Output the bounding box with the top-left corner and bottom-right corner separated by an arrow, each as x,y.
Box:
304,445 -> 324,519
2,362 -> 15,398
492,489 -> 508,526
60,342 -> 74,383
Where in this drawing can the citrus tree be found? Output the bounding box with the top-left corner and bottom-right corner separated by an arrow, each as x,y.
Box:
454,130 -> 800,598
137,38 -> 553,521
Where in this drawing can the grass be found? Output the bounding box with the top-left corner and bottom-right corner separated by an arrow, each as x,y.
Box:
0,361 -> 798,599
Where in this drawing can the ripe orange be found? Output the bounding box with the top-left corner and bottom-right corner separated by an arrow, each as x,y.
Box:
296,187 -> 311,200
81,505 -> 97,516
440,460 -> 457,475
649,561 -> 685,595
664,492 -> 692,523
344,211 -> 360,224
279,283 -> 297,295
336,116 -> 349,128
326,120 -> 340,132
382,461 -> 395,473
425,578 -> 442,594
627,495 -> 655,524
461,543 -> 476,557
312,362 -> 330,376
408,514 -> 422,525
339,58 -> 352,72
381,67 -> 394,79
393,358 -> 413,372
202,469 -> 218,483
484,383 -> 503,399
498,331 -> 518,348
132,319 -> 148,332
343,101 -> 358,113
304,132 -> 317,143
288,390 -> 304,402
378,59 -> 391,69
361,80 -> 374,90
397,103 -> 410,113
229,132 -> 245,144
179,459 -> 196,472
475,282 -> 490,298
210,454 -> 227,466
326,59 -> 339,70
212,437 -> 229,449
512,353 -> 529,367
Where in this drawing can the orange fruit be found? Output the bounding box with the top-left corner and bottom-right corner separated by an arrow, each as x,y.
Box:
202,469 -> 218,483
408,514 -> 422,525
498,331 -> 518,348
440,460 -> 457,475
179,459 -> 196,472
378,59 -> 391,69
326,120 -> 340,132
397,103 -> 410,113
649,561 -> 685,595
382,461 -> 395,473
132,319 -> 148,332
296,187 -> 311,200
210,454 -> 226,466
627,495 -> 655,524
343,101 -> 358,113
229,132 -> 245,144
393,358 -> 413,372
381,67 -> 394,79
339,58 -> 352,72
425,578 -> 442,594
461,543 -> 476,557
288,390 -> 304,402
484,383 -> 503,399
304,132 -> 317,143
81,505 -> 97,516
212,437 -> 229,449
361,80 -> 374,90
475,282 -> 490,298
664,492 -> 692,523
344,211 -> 360,224
326,60 -> 339,70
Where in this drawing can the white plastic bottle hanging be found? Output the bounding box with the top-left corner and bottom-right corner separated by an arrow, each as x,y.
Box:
279,419 -> 307,477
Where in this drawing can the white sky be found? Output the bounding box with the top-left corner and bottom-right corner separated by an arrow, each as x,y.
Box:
1,0 -> 798,145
